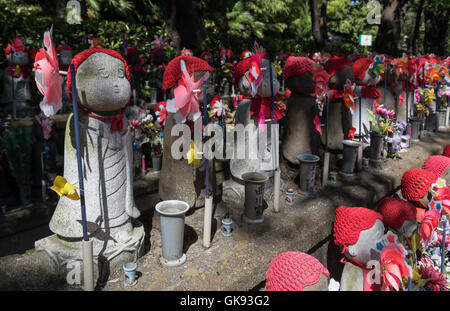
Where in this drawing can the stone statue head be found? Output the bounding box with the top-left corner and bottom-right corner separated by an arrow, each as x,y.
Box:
67,49 -> 131,113
377,197 -> 418,239
283,56 -> 315,96
324,57 -> 354,89
266,251 -> 330,291
6,50 -> 29,66
57,47 -> 73,68
334,206 -> 385,266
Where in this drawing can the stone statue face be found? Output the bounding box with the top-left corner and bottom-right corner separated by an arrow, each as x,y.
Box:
6,51 -> 29,66
238,59 -> 280,98
76,52 -> 131,112
399,218 -> 417,238
330,65 -> 353,89
58,50 -> 73,67
285,73 -> 314,95
346,219 -> 385,265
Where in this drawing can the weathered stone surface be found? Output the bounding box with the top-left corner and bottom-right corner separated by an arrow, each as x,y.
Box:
282,94 -> 319,164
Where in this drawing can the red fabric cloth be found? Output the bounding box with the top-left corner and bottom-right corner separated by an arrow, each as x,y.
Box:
422,155 -> 450,177
333,206 -> 383,247
283,56 -> 314,80
353,58 -> 374,83
78,103 -> 128,133
401,168 -> 437,201
361,86 -> 382,99
251,96 -> 284,121
443,145 -> 450,158
162,55 -> 213,91
66,48 -> 131,101
324,57 -> 352,78
266,251 -> 329,291
377,197 -> 416,230
330,89 -> 344,102
5,65 -> 30,78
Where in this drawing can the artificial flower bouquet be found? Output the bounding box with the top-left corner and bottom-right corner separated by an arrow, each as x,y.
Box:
367,105 -> 395,136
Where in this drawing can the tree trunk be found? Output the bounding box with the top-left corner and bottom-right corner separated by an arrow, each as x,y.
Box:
374,0 -> 413,56
410,0 -> 425,55
163,0 -> 207,53
309,0 -> 329,52
423,3 -> 450,56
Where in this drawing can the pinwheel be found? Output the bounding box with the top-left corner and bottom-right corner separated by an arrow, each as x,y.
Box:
419,209 -> 441,243
34,26 -> 62,117
343,79 -> 356,114
380,244 -> 411,291
394,56 -> 408,76
168,60 -> 210,124
247,42 -> 264,97
313,67 -> 329,103
186,140 -> 201,165
209,96 -> 226,118
154,101 -> 167,129
369,55 -> 385,80
50,175 -> 80,201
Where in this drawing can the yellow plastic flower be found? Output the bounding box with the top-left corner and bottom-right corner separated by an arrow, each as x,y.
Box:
274,61 -> 283,76
186,140 -> 201,165
50,176 -> 80,200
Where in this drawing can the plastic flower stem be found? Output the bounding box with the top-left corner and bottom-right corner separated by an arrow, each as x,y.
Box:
384,69 -> 387,107
406,74 -> 409,122
203,80 -> 209,199
442,216 -> 447,274
69,63 -> 88,242
359,96 -> 362,141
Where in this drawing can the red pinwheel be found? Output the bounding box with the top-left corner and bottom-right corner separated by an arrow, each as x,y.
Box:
34,26 -> 62,117
154,101 -> 167,129
380,245 -> 411,291
419,209 -> 441,243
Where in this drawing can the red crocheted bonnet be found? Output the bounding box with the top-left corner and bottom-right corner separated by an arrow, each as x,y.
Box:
56,46 -> 73,52
443,145 -> 450,158
401,168 -> 437,201
162,55 -> 213,91
353,58 -> 374,83
377,197 -> 416,230
324,57 -> 352,78
283,56 -> 314,80
422,155 -> 450,177
266,251 -> 329,291
333,206 -> 383,247
66,48 -> 131,101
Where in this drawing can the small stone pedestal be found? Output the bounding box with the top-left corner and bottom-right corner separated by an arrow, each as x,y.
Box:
34,220 -> 145,287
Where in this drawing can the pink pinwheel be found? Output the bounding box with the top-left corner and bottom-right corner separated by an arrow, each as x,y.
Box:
170,60 -> 210,124
419,209 -> 441,243
35,116 -> 54,140
34,26 -> 62,117
398,93 -> 405,106
313,67 -> 329,101
380,245 -> 411,291
314,115 -> 322,135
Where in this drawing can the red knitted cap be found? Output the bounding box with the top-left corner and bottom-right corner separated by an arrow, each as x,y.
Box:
283,56 -> 314,80
353,58 -> 374,82
377,197 -> 416,230
66,48 -> 131,101
333,206 -> 383,247
401,168 -> 437,201
266,252 -> 329,291
324,57 -> 352,77
443,145 -> 450,158
233,57 -> 252,87
56,46 -> 73,52
162,55 -> 214,91
422,155 -> 450,177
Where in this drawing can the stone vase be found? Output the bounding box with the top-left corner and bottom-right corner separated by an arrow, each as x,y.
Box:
409,118 -> 421,141
242,172 -> 268,224
151,154 -> 162,172
369,132 -> 384,165
297,154 -> 320,192
340,140 -> 361,176
438,109 -> 447,129
424,113 -> 437,132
